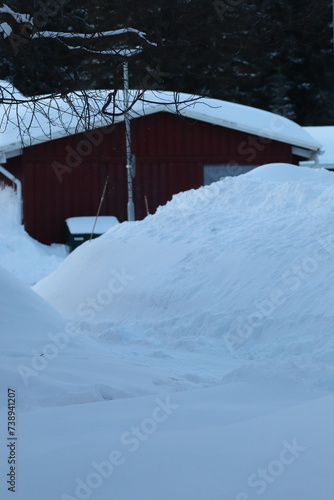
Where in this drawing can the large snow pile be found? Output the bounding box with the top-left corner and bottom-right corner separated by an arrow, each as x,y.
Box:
3,163 -> 334,500
0,264 -> 189,410
35,163 -> 334,389
0,185 -> 67,284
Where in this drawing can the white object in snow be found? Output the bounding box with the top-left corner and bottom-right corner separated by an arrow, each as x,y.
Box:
65,215 -> 119,235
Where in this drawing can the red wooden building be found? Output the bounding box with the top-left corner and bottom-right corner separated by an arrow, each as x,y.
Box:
0,91 -> 322,244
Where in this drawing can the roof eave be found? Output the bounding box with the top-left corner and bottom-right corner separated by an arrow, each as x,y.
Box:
169,107 -> 322,153
1,101 -> 322,158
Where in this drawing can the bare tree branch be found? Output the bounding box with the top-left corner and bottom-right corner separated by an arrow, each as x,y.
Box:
32,28 -> 157,45
0,3 -> 199,145
0,4 -> 31,24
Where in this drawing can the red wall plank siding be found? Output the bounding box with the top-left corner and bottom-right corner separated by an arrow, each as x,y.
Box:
7,112 -> 294,244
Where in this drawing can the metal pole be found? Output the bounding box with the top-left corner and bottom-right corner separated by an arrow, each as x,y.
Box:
89,176 -> 109,242
123,61 -> 135,221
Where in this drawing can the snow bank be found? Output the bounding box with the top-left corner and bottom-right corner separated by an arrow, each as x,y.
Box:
0,265 -> 73,403
0,185 -> 67,284
4,163 -> 334,500
0,266 -> 63,357
0,262 -> 190,412
34,163 -> 334,390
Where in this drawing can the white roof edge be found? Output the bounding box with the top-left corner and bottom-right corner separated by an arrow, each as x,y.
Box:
303,125 -> 334,166
126,95 -> 322,152
1,120 -> 115,159
1,91 -> 322,158
171,107 -> 322,152
2,147 -> 23,159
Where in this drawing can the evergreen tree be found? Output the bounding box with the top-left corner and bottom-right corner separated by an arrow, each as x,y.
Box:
0,0 -> 333,125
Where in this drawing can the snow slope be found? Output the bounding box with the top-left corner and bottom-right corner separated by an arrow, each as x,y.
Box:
0,263 -> 199,409
2,163 -> 334,499
35,163 -> 334,390
0,186 -> 67,284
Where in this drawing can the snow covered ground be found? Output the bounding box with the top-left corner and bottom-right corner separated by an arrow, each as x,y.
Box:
0,185 -> 67,285
1,163 -> 334,499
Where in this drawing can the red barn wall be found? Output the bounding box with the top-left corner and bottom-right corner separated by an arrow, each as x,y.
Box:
6,112 -> 294,244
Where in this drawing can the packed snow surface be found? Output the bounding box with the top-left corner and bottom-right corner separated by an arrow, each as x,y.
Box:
2,163 -> 334,499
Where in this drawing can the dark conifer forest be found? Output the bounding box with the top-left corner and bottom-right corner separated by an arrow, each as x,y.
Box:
0,0 -> 333,125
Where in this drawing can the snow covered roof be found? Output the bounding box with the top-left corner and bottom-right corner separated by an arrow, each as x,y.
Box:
0,85 -> 322,160
304,126 -> 334,167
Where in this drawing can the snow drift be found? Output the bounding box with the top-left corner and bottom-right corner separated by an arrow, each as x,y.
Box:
0,185 -> 67,284
34,163 -> 334,389
3,163 -> 334,500
0,262 -> 192,411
